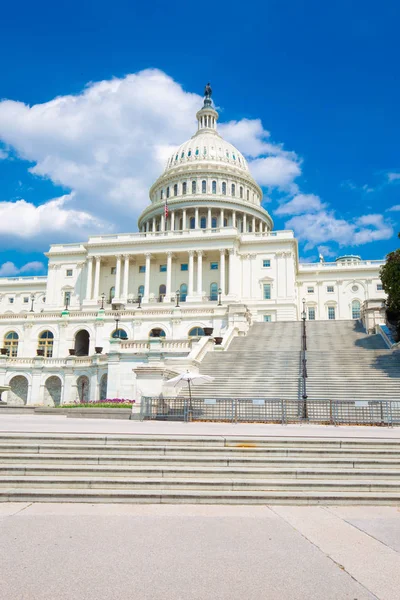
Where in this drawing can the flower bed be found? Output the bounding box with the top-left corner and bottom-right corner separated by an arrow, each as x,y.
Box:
59,398 -> 135,409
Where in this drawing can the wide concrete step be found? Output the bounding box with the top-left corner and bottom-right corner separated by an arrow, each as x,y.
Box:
1,488 -> 399,505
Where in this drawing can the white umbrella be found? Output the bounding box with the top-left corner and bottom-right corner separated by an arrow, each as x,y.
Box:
166,371 -> 214,401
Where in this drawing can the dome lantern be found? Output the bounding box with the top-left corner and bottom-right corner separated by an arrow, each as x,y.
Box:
195,82 -> 218,133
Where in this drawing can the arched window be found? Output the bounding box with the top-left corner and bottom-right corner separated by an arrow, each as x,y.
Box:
210,283 -> 218,301
149,328 -> 166,338
159,284 -> 166,302
212,180 -> 217,194
202,180 -> 207,193
160,189 -> 164,200
231,184 -> 236,196
188,327 -> 205,338
166,187 -> 170,198
182,182 -> 187,195
200,216 -> 206,229
222,182 -> 226,194
211,217 -> 217,228
188,149 -> 192,157
173,184 -> 178,196
74,330 -> 89,356
246,189 -> 249,201
4,331 -> 18,357
352,300 -> 361,319
111,329 -> 128,339
195,148 -> 199,156
138,285 -> 144,297
181,151 -> 184,159
192,180 -> 196,194
180,283 -> 188,302
240,186 -> 243,198
189,217 -> 195,229
109,286 -> 115,303
38,330 -> 54,358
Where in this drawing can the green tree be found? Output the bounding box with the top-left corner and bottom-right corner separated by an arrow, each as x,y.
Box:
380,233 -> 400,335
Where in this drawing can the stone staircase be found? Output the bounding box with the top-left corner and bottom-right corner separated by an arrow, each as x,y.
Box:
188,320 -> 400,401
0,432 -> 399,504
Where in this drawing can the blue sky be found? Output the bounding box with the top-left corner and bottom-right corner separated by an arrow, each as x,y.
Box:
0,0 -> 399,275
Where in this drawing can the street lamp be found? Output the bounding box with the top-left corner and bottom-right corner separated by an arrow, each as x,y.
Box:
302,298 -> 307,321
100,292 -> 105,310
217,287 -> 222,306
114,313 -> 120,339
29,294 -> 35,312
64,295 -> 70,312
137,294 -> 142,309
175,289 -> 180,308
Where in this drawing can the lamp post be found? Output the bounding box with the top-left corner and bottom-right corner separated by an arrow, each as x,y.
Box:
137,294 -> 142,309
64,295 -> 70,312
29,294 -> 35,312
301,298 -> 308,419
175,289 -> 180,308
100,292 -> 105,310
217,287 -> 222,306
114,313 -> 120,339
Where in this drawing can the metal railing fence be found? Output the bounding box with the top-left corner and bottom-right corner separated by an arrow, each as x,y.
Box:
141,396 -> 400,427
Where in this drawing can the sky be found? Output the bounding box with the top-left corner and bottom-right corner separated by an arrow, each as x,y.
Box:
0,0 -> 399,276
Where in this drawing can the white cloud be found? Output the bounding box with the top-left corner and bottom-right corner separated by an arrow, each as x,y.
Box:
317,245 -> 336,258
249,156 -> 301,191
275,193 -> 326,216
388,172 -> 400,182
387,204 -> 400,212
0,149 -> 7,160
0,260 -> 45,276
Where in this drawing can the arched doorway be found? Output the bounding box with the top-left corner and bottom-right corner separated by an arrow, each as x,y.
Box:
77,375 -> 90,402
8,375 -> 28,405
159,284 -> 166,302
149,328 -> 166,338
44,376 -> 62,406
74,330 -> 90,356
180,283 -> 188,302
100,374 -> 108,400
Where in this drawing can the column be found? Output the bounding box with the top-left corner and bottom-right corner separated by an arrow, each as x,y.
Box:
220,208 -> 224,228
115,255 -> 122,299
243,214 -> 247,232
188,250 -> 195,296
252,216 -> 256,232
171,211 -> 175,232
144,253 -> 151,301
220,249 -> 226,295
197,250 -> 203,295
166,252 -> 173,301
195,208 -> 199,229
232,211 -> 236,228
122,255 -> 130,300
207,208 -> 212,228
93,256 -> 101,301
152,217 -> 156,232
183,209 -> 187,229
85,257 -> 93,300
259,220 -> 263,232
161,213 -> 165,232
228,248 -> 235,295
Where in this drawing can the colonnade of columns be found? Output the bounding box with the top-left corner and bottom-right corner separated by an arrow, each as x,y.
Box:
141,208 -> 268,234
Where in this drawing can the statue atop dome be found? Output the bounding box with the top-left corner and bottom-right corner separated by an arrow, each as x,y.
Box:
204,82 -> 212,99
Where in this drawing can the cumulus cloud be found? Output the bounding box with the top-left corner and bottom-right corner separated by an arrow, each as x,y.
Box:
387,204 -> 400,212
387,172 -> 400,182
0,260 -> 45,276
275,193 -> 326,216
0,149 -> 7,160
249,156 -> 301,191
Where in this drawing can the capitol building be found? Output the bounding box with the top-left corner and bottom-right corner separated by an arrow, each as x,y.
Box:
0,88 -> 387,406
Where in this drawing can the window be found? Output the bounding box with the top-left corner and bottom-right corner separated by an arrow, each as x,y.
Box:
263,259 -> 271,268
263,315 -> 271,322
38,330 -> 54,357
211,217 -> 217,228
8,298 -> 14,304
352,300 -> 361,319
240,186 -> 243,199
139,265 -> 145,273
247,190 -> 249,201
202,180 -> 206,193
210,282 -> 218,301
327,285 -> 334,293
173,184 -> 178,196
23,297 -> 29,303
166,187 -> 170,198
182,182 -> 187,195
160,265 -> 167,273
377,283 -> 383,291
308,307 -> 316,320
175,154 -> 178,161
224,218 -> 228,227
111,267 -> 116,275
222,182 -> 227,194
189,217 -> 195,229
203,147 -> 207,155
192,180 -> 196,194
112,329 -> 128,339
138,285 -> 144,297
188,149 -> 192,157
109,286 -> 115,303
181,263 -> 188,271
328,306 -> 336,320
195,148 -> 199,156
210,262 -> 218,270
307,286 -> 314,294
181,151 -> 184,159
263,284 -> 271,300
160,189 -> 164,200
64,291 -> 71,306
180,283 -> 188,302
159,284 -> 166,302
66,269 -> 73,277
231,184 -> 236,197
4,331 -> 18,357
188,327 -> 205,337
212,181 -> 216,194
150,328 -> 166,337
200,217 -> 206,229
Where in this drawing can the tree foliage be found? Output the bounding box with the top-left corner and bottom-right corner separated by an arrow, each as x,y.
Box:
380,236 -> 400,323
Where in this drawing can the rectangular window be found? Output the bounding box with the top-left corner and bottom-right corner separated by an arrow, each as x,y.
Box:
139,265 -> 145,273
377,283 -> 383,291
66,269 -> 73,277
210,262 -> 218,270
308,307 -> 315,320
181,263 -> 188,271
111,267 -> 116,275
263,284 -> 271,300
8,297 -> 14,304
263,315 -> 271,322
328,306 -> 335,320
160,265 -> 167,273
23,297 -> 29,303
307,286 -> 314,294
327,285 -> 334,293
262,259 -> 271,268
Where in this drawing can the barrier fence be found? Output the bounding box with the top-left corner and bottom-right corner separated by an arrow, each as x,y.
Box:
141,396 -> 400,426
